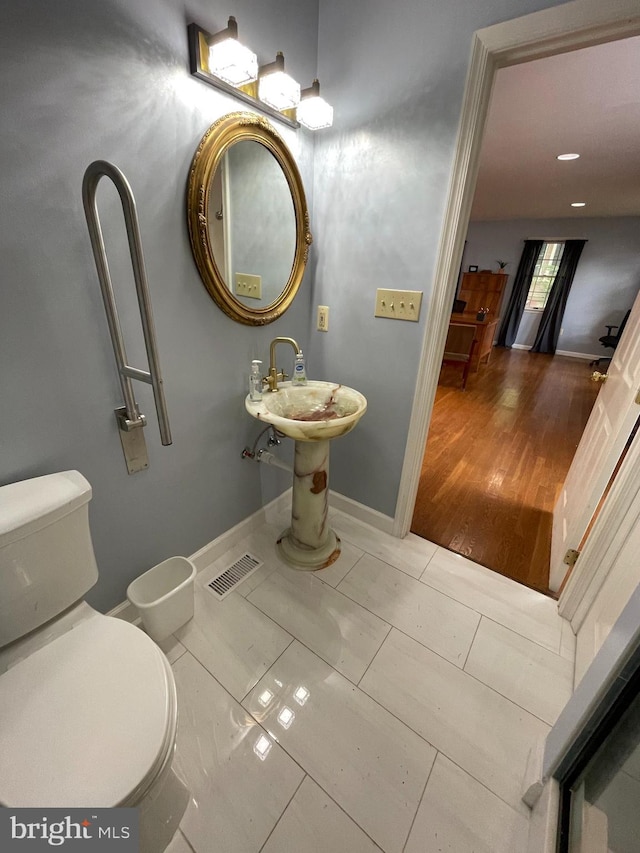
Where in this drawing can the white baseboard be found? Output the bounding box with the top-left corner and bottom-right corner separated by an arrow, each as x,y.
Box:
108,599 -> 138,623
555,349 -> 600,361
329,490 -> 395,535
108,488 -> 394,620
511,343 -> 599,361
189,488 -> 292,572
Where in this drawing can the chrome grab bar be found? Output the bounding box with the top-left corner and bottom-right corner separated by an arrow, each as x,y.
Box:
82,160 -> 172,448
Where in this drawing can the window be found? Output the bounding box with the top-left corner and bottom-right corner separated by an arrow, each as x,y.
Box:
525,241 -> 564,310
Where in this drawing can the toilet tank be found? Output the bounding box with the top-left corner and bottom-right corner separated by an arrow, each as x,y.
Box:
0,471 -> 99,648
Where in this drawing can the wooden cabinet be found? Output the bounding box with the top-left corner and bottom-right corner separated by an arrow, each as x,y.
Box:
458,272 -> 508,318
451,273 -> 508,373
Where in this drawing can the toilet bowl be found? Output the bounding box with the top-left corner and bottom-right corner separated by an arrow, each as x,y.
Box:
0,471 -> 189,853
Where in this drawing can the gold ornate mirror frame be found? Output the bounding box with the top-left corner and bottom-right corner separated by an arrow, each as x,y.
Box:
187,112 -> 312,325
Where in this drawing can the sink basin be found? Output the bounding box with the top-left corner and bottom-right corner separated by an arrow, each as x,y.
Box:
246,380 -> 367,441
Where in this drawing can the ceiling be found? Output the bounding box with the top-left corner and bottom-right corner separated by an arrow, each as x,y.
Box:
470,35 -> 640,221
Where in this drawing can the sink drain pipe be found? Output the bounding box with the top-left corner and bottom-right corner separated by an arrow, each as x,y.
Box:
256,449 -> 293,472
241,446 -> 293,473
242,425 -> 292,473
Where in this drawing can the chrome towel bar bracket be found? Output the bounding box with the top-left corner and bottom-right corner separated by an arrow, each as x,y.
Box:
82,160 -> 172,473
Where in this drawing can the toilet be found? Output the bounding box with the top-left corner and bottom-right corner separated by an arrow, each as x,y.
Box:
0,471 -> 189,852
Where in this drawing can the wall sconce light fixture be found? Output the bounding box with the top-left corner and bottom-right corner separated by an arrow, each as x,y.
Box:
187,21 -> 333,130
255,53 -> 301,112
297,79 -> 334,130
207,16 -> 257,86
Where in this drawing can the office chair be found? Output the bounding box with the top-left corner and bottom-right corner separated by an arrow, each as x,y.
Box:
590,309 -> 631,367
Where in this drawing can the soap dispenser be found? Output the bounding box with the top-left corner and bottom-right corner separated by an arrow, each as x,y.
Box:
292,350 -> 307,385
249,360 -> 263,401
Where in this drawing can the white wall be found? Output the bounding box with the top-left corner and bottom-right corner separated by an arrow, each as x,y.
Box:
465,218 -> 640,355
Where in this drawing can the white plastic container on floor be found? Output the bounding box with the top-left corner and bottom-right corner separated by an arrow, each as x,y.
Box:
127,556 -> 197,642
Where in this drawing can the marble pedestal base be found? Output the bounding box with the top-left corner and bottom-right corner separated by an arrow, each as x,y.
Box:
276,439 -> 341,570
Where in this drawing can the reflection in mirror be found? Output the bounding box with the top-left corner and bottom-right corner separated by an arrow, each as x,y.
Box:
187,112 -> 312,326
210,141 -> 296,308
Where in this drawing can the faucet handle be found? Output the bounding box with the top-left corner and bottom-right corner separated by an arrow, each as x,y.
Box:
281,371 -> 289,381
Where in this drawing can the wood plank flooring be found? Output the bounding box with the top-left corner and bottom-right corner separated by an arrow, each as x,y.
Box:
410,347 -> 600,595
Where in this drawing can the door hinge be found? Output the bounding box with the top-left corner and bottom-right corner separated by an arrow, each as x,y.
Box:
563,548 -> 580,567
635,388 -> 640,405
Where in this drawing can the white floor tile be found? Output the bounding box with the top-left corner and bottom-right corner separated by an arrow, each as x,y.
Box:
261,776 -> 381,853
165,829 -> 194,853
405,754 -> 529,853
157,634 -> 187,665
243,642 -> 436,853
338,554 -> 480,668
247,568 -> 390,683
465,618 -> 574,725
313,539 -> 364,587
331,512 -> 437,579
421,547 -> 563,653
175,583 -> 292,701
360,629 -> 549,814
173,653 -> 304,853
199,526 -> 282,599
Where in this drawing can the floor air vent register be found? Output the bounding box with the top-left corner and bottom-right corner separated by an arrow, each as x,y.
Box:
205,553 -> 263,600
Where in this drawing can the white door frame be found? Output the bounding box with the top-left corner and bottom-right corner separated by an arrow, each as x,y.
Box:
394,0 -> 640,608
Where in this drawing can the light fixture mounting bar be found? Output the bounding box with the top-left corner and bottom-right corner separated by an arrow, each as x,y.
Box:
187,23 -> 300,129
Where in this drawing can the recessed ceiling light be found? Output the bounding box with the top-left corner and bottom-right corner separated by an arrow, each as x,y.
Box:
571,202 -> 586,207
557,153 -> 580,160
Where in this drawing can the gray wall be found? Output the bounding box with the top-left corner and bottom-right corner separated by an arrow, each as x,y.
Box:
0,0 -> 318,611
310,0 -> 569,518
1,0 -> 589,611
465,218 -> 640,354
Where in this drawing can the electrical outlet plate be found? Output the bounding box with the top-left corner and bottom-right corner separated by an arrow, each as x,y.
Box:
375,289 -> 422,321
317,305 -> 329,331
235,273 -> 262,299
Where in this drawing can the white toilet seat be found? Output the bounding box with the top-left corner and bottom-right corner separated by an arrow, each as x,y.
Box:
0,614 -> 176,808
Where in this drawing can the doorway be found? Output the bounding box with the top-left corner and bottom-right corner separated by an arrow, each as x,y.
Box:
411,348 -> 599,593
409,36 -> 640,593
393,1 -> 640,601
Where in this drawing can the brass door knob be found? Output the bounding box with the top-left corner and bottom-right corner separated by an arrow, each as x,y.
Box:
591,371 -> 608,383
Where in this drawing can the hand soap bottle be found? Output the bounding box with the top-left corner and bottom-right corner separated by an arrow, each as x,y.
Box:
249,359 -> 263,401
292,351 -> 307,385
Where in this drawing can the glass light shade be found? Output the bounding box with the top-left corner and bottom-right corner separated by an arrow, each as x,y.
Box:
297,95 -> 334,130
258,71 -> 300,111
209,38 -> 258,86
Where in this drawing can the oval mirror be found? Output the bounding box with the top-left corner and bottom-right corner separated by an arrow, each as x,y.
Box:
187,112 -> 312,325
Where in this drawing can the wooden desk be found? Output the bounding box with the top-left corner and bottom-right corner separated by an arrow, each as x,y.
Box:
449,313 -> 498,372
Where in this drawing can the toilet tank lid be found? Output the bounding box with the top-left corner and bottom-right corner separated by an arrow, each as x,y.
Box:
0,471 -> 92,545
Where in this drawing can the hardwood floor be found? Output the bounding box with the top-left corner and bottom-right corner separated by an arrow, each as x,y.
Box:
411,347 -> 600,595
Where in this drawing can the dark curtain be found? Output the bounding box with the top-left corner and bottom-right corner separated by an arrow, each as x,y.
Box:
497,240 -> 543,347
531,239 -> 586,354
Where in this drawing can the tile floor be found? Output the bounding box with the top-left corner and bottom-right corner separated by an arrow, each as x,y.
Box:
162,505 -> 574,853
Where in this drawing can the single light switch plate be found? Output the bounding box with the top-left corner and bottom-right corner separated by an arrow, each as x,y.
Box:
317,305 -> 329,331
375,289 -> 422,321
236,273 -> 262,299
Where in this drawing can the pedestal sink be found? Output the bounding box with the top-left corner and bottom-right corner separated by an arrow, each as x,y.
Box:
246,381 -> 367,570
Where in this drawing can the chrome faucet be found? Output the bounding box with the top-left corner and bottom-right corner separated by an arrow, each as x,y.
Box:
266,337 -> 302,391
